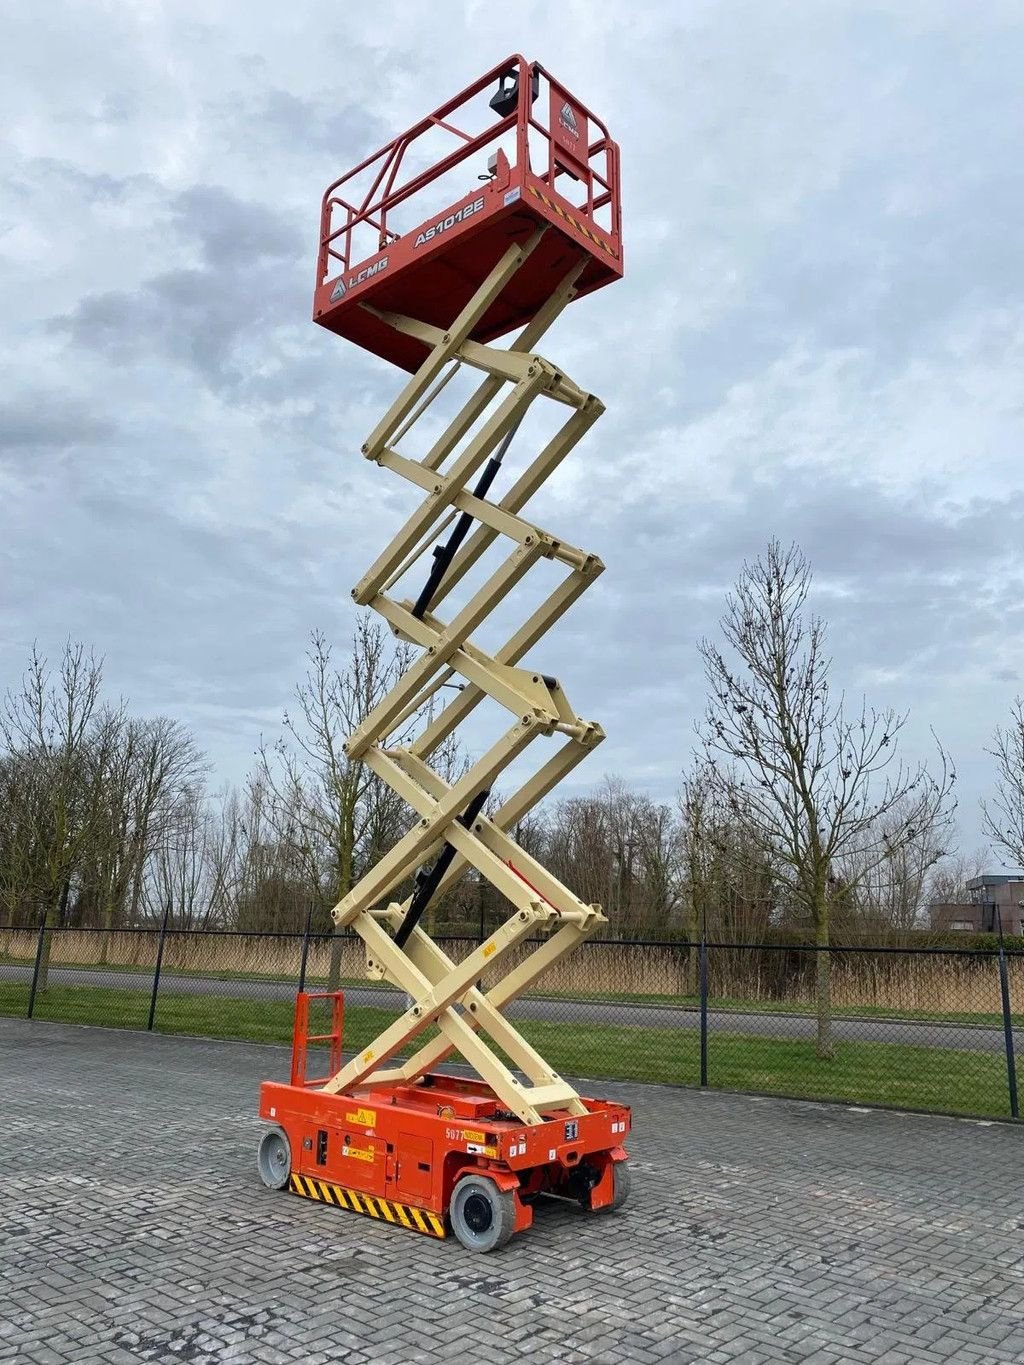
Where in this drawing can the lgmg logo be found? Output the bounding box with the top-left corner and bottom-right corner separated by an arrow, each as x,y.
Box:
558,101 -> 580,139
330,255 -> 389,302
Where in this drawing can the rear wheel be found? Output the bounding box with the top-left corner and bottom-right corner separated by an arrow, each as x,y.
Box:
256,1125 -> 291,1190
449,1175 -> 516,1252
606,1158 -> 631,1212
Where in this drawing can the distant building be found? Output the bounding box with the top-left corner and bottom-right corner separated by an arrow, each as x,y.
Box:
929,875 -> 1024,934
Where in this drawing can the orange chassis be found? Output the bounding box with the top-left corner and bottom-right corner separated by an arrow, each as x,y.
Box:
257,993 -> 631,1249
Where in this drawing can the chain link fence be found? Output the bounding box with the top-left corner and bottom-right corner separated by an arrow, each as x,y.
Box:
1,921 -> 1020,1121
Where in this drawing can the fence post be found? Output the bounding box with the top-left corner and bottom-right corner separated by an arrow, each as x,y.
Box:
297,901 -> 314,995
27,913 -> 48,1020
699,937 -> 709,1089
147,902 -> 171,1032
998,945 -> 1019,1120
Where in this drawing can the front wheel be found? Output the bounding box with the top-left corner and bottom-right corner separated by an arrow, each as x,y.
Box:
449,1175 -> 516,1252
256,1125 -> 291,1190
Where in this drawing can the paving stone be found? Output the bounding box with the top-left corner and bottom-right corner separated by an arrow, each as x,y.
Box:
2,1018 -> 1023,1364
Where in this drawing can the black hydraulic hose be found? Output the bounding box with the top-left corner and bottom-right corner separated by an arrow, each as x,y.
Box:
394,788 -> 491,949
411,418 -> 522,620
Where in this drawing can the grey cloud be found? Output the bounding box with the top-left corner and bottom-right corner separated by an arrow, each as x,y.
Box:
0,394 -> 116,457
611,10 -> 1024,424
58,266 -> 284,381
7,157 -> 156,206
170,185 -> 299,270
51,184 -> 306,389
53,91 -> 138,127
242,88 -> 389,160
558,469 -> 1024,787
643,472 -> 1024,629
3,480 -> 322,725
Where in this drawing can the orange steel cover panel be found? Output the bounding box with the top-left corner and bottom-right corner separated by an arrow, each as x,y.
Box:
313,56 -> 622,372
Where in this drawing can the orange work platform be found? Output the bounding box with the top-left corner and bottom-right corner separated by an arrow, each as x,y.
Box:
312,55 -> 622,371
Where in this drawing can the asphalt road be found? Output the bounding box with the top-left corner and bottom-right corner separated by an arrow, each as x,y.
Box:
2,961 -> 1019,1053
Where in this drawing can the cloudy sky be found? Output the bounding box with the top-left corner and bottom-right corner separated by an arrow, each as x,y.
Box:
2,1 -> 1022,853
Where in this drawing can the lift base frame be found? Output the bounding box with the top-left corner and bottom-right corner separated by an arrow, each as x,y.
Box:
260,1068 -> 630,1241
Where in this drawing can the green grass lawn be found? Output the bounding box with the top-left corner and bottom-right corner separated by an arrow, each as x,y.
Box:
0,981 -> 1013,1120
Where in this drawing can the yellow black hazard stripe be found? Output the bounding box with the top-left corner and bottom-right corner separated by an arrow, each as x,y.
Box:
528,185 -> 617,258
287,1173 -> 445,1239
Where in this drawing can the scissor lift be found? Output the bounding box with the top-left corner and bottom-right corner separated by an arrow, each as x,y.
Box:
257,56 -> 631,1252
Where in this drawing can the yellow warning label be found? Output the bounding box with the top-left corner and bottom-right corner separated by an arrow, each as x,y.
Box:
527,185 -> 617,258
483,944 -> 496,958
462,1128 -> 486,1143
288,1173 -> 445,1238
345,1108 -> 377,1127
342,1144 -> 375,1163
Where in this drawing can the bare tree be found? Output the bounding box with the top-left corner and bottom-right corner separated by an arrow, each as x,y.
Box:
982,698 -> 1024,870
678,768 -> 714,991
698,541 -> 955,1057
0,643 -> 110,985
146,787 -> 212,930
631,796 -> 680,938
542,794 -> 614,915
537,779 -> 681,939
83,715 -> 206,955
924,847 -> 988,911
829,796 -> 951,939
257,622 -> 412,921
143,784 -> 240,931
0,643 -> 206,958
255,618 -> 472,982
678,764 -> 778,990
0,748 -> 53,924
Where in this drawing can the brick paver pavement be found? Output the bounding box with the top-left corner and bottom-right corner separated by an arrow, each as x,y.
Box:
0,1017 -> 1022,1364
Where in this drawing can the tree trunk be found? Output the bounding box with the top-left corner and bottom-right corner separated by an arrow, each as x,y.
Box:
684,945 -> 698,997
327,828 -> 355,992
99,895 -> 114,965
814,897 -> 833,1059
37,881 -> 70,993
36,908 -> 55,993
327,928 -> 343,991
684,895 -> 701,996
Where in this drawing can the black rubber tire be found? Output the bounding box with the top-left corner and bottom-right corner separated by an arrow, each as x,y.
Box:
256,1125 -> 292,1190
449,1175 -> 516,1252
603,1159 -> 631,1212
